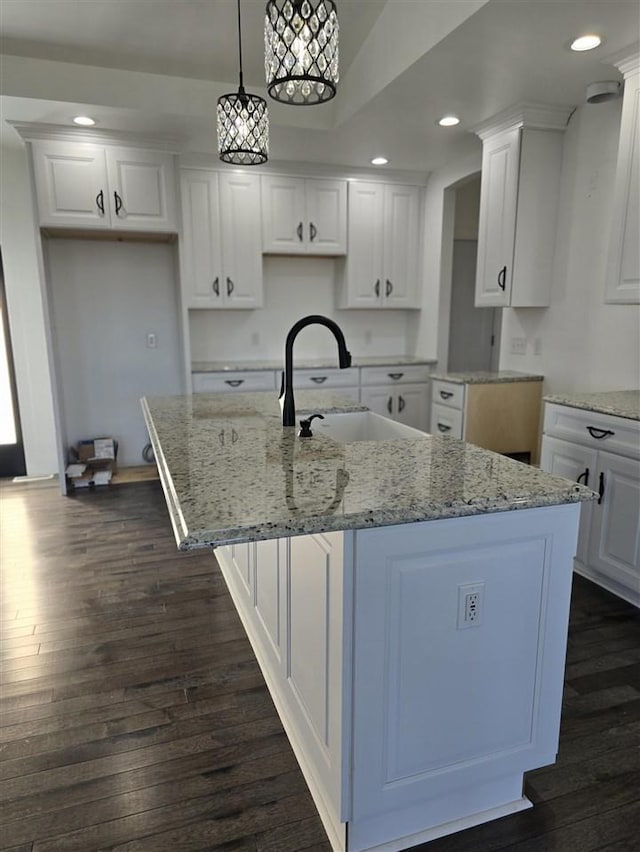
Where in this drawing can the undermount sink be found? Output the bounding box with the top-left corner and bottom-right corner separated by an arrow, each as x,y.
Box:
312,410 -> 427,443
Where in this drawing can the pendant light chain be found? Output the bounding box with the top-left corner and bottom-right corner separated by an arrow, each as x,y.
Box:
217,0 -> 269,165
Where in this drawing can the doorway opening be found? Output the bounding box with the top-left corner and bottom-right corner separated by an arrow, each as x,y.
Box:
447,176 -> 501,373
0,250 -> 27,478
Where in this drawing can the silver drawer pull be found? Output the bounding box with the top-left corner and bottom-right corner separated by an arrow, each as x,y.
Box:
437,423 -> 451,432
310,376 -> 327,384
224,379 -> 244,388
586,426 -> 614,440
388,372 -> 404,381
439,390 -> 454,400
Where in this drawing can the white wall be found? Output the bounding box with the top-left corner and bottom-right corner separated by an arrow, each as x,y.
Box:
499,98 -> 640,393
46,239 -> 184,467
0,127 -> 58,475
189,255 -> 412,362
407,151 -> 483,365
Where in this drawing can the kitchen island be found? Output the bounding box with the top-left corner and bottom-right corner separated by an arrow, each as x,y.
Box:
142,391 -> 594,852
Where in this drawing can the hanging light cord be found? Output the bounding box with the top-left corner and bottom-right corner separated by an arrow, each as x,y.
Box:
236,0 -> 245,93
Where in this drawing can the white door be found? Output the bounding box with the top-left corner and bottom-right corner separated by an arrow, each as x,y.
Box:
179,170 -> 222,308
475,127 -> 520,307
588,450 -> 640,598
343,182 -> 384,307
394,383 -> 429,432
261,175 -> 306,253
105,147 -> 177,232
540,436 -> 597,566
383,184 -> 420,308
219,173 -> 264,308
305,179 -> 347,254
31,140 -> 111,228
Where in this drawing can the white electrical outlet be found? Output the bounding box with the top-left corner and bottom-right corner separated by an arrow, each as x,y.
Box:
146,332 -> 157,349
457,582 -> 484,629
510,336 -> 527,355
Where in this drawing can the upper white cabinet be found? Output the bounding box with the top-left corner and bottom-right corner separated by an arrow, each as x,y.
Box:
180,169 -> 263,310
30,140 -> 177,232
474,105 -> 571,308
261,175 -> 347,255
338,181 -> 421,309
605,48 -> 640,304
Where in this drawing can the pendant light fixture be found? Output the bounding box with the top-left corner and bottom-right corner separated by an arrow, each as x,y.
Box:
265,1 -> 339,105
217,0 -> 269,165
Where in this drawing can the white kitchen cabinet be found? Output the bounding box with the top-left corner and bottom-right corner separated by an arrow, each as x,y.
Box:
474,106 -> 571,308
192,370 -> 277,393
360,365 -> 430,431
338,182 -> 421,309
605,49 -> 640,304
541,402 -> 640,606
261,175 -> 347,255
30,140 -> 177,232
180,169 -> 263,309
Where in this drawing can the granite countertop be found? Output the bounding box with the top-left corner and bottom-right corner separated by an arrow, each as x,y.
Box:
192,355 -> 437,372
431,370 -> 544,385
543,390 -> 640,421
142,391 -> 594,551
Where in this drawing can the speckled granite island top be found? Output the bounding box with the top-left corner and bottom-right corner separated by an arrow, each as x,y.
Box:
543,390 -> 640,421
142,391 -> 593,550
192,355 -> 436,372
431,370 -> 544,384
142,391 -> 594,550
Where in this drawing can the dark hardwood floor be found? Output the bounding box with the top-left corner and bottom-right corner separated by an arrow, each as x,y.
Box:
0,479 -> 638,852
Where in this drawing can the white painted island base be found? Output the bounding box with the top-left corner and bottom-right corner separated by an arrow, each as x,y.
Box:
215,503 -> 580,852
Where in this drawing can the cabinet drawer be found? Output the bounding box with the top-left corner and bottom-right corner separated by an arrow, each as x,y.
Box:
359,365 -> 431,386
544,403 -> 640,460
431,380 -> 465,410
430,403 -> 463,439
192,371 -> 277,393
292,368 -> 359,389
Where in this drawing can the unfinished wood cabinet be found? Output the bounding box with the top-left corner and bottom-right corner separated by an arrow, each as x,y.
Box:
431,376 -> 543,464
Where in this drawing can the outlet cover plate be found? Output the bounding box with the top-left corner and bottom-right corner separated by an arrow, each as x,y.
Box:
457,582 -> 485,629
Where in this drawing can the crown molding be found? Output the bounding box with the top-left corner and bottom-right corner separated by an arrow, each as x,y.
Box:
602,42 -> 640,78
472,102 -> 574,140
7,121 -> 185,152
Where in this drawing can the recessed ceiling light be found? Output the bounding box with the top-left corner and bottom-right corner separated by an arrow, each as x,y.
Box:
72,115 -> 96,126
438,115 -> 460,127
570,34 -> 602,52
371,156 -> 389,165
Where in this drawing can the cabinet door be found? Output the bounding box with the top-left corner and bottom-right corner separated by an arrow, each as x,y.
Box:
219,173 -> 264,308
31,140 -> 111,228
475,127 -> 520,307
341,182 -> 384,307
305,179 -> 347,254
360,385 -> 396,419
105,147 -> 177,232
179,170 -> 223,308
605,64 -> 640,304
588,450 -> 640,602
383,185 -> 421,308
394,383 -> 429,431
540,435 -> 596,567
261,175 -> 306,253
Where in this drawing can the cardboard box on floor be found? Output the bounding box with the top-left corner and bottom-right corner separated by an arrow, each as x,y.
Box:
67,437 -> 118,487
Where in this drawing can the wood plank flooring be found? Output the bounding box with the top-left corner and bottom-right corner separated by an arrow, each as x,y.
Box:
0,479 -> 638,852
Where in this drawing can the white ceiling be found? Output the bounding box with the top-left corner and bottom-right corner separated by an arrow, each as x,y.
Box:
1,1 -> 638,174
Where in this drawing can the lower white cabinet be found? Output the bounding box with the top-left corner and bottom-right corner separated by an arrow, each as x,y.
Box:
360,365 -> 430,431
192,370 -> 277,394
541,403 -> 640,606
215,503 -> 581,851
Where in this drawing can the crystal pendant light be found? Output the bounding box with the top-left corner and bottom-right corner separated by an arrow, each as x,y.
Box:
265,1 -> 339,105
217,0 -> 269,165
